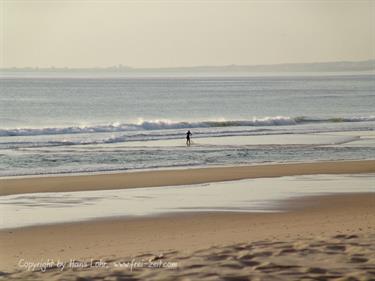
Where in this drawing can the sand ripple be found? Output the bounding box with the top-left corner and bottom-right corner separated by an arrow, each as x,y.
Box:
1,233 -> 375,281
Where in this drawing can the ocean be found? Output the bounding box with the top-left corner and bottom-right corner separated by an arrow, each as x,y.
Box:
1,74 -> 374,177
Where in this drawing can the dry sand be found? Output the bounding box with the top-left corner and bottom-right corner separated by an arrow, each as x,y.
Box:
0,159 -> 374,196
0,193 -> 374,280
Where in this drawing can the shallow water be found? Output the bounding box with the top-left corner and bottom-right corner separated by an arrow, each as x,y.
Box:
1,130 -> 375,177
0,173 -> 374,229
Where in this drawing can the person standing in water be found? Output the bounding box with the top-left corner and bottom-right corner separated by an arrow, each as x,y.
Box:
186,130 -> 192,146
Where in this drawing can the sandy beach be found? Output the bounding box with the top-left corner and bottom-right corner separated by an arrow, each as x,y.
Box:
0,192 -> 374,280
1,159 -> 374,196
0,160 -> 374,280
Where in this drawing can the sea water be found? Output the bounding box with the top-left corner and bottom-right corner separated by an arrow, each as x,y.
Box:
1,74 -> 374,176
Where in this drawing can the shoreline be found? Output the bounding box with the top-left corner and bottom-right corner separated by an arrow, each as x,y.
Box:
1,159 -> 375,196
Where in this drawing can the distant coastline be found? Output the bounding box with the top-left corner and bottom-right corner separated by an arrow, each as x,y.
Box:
1,59 -> 374,75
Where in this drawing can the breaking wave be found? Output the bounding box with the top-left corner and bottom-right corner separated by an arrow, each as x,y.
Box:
0,115 -> 374,137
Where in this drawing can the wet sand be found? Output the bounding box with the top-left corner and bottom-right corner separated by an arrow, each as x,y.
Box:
1,159 -> 374,196
0,193 -> 374,280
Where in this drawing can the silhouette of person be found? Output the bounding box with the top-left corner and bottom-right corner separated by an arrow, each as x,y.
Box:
186,130 -> 192,146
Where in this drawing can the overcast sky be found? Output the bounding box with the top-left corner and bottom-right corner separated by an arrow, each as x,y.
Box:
1,0 -> 374,68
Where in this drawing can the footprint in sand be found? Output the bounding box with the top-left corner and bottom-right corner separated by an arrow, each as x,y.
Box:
326,244 -> 346,251
350,256 -> 368,263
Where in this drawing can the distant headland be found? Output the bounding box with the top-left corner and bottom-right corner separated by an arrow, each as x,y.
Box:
1,60 -> 374,75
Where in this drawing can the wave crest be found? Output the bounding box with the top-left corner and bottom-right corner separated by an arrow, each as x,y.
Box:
0,115 -> 374,137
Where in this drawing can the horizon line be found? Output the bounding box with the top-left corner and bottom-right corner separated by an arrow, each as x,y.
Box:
2,59 -> 375,71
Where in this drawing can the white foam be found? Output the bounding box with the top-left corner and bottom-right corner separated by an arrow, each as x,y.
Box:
1,115 -> 374,137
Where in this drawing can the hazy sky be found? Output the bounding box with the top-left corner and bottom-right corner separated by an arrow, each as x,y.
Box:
1,0 -> 374,68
